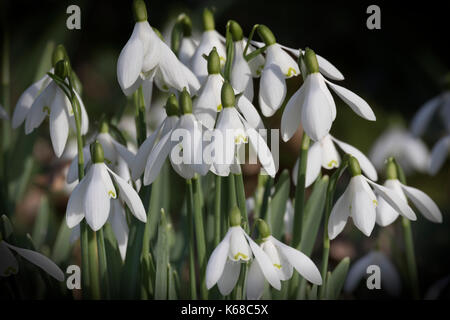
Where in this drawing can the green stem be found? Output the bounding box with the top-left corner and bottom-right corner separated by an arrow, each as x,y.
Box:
292,134 -> 310,248
318,158 -> 349,299
193,176 -> 208,299
87,229 -> 101,299
186,179 -> 197,299
214,176 -> 222,247
97,228 -> 110,299
228,174 -> 237,208
234,173 -> 248,232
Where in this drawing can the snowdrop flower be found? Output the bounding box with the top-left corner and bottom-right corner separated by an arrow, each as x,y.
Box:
292,134 -> 378,188
411,91 -> 450,137
193,48 -> 264,131
253,25 -> 299,117
66,141 -> 146,231
171,14 -> 198,68
117,0 -> 199,97
138,90 -> 209,185
23,60 -> 89,158
67,122 -> 135,184
429,134 -> 450,175
328,156 -> 417,239
212,82 -> 276,177
206,207 -> 281,296
344,250 -> 401,296
376,158 -> 442,226
281,48 -> 375,142
0,232 -> 64,281
191,8 -> 226,84
283,199 -> 294,238
369,127 -> 430,175
246,219 -> 322,299
0,104 -> 8,120
228,20 -> 265,102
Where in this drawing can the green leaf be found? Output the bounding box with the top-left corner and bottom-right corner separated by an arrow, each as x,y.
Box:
32,195 -> 50,249
155,209 -> 169,300
167,263 -> 178,300
1,214 -> 13,239
268,170 -> 290,239
51,219 -> 72,265
326,257 -> 350,299
299,175 -> 329,255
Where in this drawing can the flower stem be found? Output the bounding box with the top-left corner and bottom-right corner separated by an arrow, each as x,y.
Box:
193,176 -> 208,299
318,157 -> 349,299
234,173 -> 248,232
186,179 -> 197,299
214,175 -> 222,247
97,227 -> 110,299
292,133 -> 310,248
87,229 -> 101,299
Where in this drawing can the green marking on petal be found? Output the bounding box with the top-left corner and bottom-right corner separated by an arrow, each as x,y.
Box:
285,67 -> 297,77
104,158 -> 112,165
234,133 -> 248,144
273,264 -> 282,269
373,199 -> 378,206
217,104 -> 223,112
233,252 -> 248,260
327,160 -> 338,168
43,106 -> 50,116
108,190 -> 116,198
4,266 -> 17,276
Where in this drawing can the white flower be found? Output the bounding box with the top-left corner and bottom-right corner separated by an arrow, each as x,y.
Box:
429,134 -> 450,175
411,91 -> 450,137
292,134 -> 378,187
117,20 -> 200,96
328,158 -> 417,239
246,235 -> 322,300
23,79 -> 89,158
0,104 -> 8,120
344,251 -> 401,296
205,226 -> 281,296
258,43 -> 299,117
178,36 -> 198,68
66,149 -> 146,231
12,71 -> 52,129
376,178 -> 443,226
69,198 -> 129,260
283,199 -> 294,237
0,239 -> 64,281
281,50 -> 375,142
213,105 -> 276,177
67,130 -> 135,184
369,127 -> 430,175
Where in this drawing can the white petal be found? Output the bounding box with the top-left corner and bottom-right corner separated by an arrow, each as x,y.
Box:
178,37 -> 197,67
400,183 -> 442,223
191,30 -> 226,83
217,260 -> 241,295
244,232 -> 281,290
328,185 -> 351,240
375,179 -> 405,226
259,64 -> 286,117
350,176 -> 377,236
325,79 -> 376,121
206,230 -> 232,289
245,126 -> 276,178
410,94 -> 442,137
74,90 -> 89,135
108,167 -> 146,223
193,74 -> 222,130
0,241 -> 18,276
66,175 -> 88,228
111,139 -> 136,168
49,90 -> 70,157
109,199 -> 129,261
83,164 -> 112,231
215,108 -> 241,167
267,44 -> 299,78
5,242 -> 64,281
229,227 -> 251,261
69,225 -> 80,244
429,135 -> 450,175
315,54 -> 345,81
332,136 -> 378,181
117,23 -> 145,94
143,129 -> 176,185
320,135 -> 340,169
281,85 -> 305,142
305,141 -> 323,188
231,42 -> 254,101
246,260 -> 266,300
236,94 -> 264,130
157,40 -> 190,92
301,74 -> 334,141
25,82 -> 56,134
364,177 -> 417,221
271,237 -> 322,285
67,146 -> 90,184
142,77 -> 154,111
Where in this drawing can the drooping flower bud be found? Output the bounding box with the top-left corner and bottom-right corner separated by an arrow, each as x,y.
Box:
257,25 -> 276,46
54,59 -> 69,79
229,20 -> 243,42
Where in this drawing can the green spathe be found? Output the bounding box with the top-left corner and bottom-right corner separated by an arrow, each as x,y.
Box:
202,8 -> 215,31
91,141 -> 105,164
385,157 -> 398,180
207,47 -> 220,74
304,48 -> 320,74
229,20 -> 243,41
133,0 -> 148,22
256,219 -> 271,239
165,94 -> 180,116
54,60 -> 69,80
221,81 -> 235,108
257,25 -> 276,46
52,44 -> 68,67
100,120 -> 109,134
180,88 -> 192,114
348,156 -> 362,177
230,206 -> 241,227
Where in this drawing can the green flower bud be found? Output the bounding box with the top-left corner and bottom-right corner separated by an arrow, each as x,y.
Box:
178,13 -> 192,37
304,48 -> 320,74
385,157 -> 398,180
229,206 -> 242,227
256,219 -> 271,239
52,44 -> 68,67
54,60 -> 69,79
165,93 -> 180,116
348,156 -> 362,177
257,25 -> 276,46
202,8 -> 215,31
229,20 -> 243,42
91,141 -> 105,164
221,81 -> 235,108
133,0 -> 148,22
100,120 -> 109,133
179,88 -> 192,114
207,47 -> 221,74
